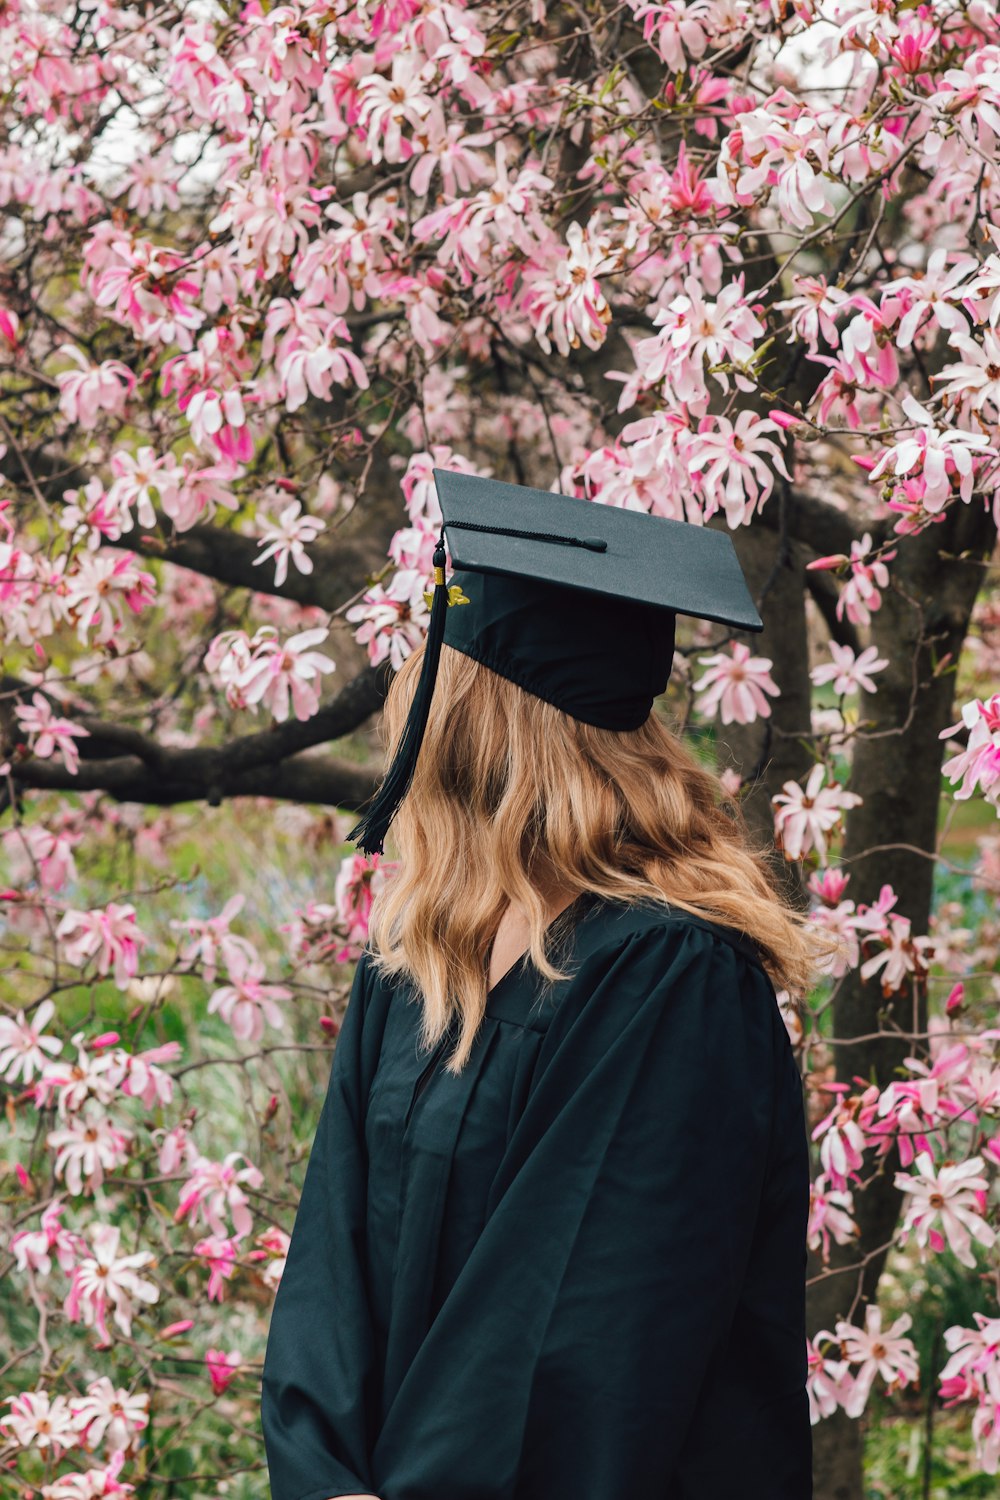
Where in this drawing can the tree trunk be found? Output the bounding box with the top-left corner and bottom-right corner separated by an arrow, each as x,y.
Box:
715,520 -> 814,909
808,500 -> 997,1500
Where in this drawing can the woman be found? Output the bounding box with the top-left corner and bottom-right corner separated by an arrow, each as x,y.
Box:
261,474 -> 831,1500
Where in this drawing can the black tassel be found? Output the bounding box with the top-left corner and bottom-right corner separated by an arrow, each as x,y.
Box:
348,533 -> 450,856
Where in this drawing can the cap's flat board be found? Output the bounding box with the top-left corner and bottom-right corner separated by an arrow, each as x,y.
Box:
433,469 -> 763,632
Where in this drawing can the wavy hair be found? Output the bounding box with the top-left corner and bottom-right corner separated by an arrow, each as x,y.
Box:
366,640 -> 835,1074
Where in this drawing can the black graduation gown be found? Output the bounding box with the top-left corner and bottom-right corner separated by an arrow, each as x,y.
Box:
260,895 -> 813,1500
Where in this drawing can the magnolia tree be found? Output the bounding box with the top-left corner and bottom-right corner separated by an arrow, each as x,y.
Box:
1,2 -> 999,1497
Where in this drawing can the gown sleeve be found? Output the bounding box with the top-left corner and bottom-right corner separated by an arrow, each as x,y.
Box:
370,919 -> 787,1500
261,949 -> 379,1500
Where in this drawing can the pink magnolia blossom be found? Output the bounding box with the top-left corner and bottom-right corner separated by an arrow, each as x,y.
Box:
159,453 -> 240,532
119,152 -> 181,215
940,1312 -> 1000,1392
165,18 -> 233,121
209,176 -> 321,280
170,894 -> 258,984
40,1449 -> 134,1500
159,1320 -> 195,1339
807,901 -> 859,978
837,296 -> 900,388
14,693 -> 91,775
718,101 -> 834,230
851,882 -> 899,936
389,521 -> 439,576
56,903 -> 150,989
629,0 -> 711,71
309,191 -> 403,314
60,478 -> 133,551
69,1377 -> 149,1454
811,1084 -> 868,1190
35,1031 -> 120,1117
55,347 -> 135,429
940,694 -> 1000,810
86,228 -> 204,350
192,1234 -> 239,1302
346,569 -> 433,670
0,1389 -> 78,1455
382,273 -> 451,355
236,625 -> 336,722
206,959 -> 292,1043
807,1174 -> 858,1264
2,820 -> 80,891
402,447 -> 486,526
9,1198 -> 80,1276
886,246 -> 978,349
692,641 -> 780,725
806,1337 -> 855,1424
161,326 -> 256,461
627,273 -> 765,410
523,218 -> 619,358
63,552 -> 157,646
259,97 -> 324,181
808,866 -> 851,905
894,1152 -> 996,1269
834,1303 -> 920,1416
235,4 -> 325,96
174,1152 -> 264,1241
47,1110 -> 133,1196
106,449 -> 167,533
586,411 -> 701,522
0,304 -> 21,347
204,629 -> 257,710
939,1312 -> 1000,1473
155,1122 -> 197,1177
970,1365 -> 1000,1475
858,911 -> 924,995
962,226 -> 1000,326
451,141 -> 553,262
835,533 -> 898,627
408,120 -> 492,198
773,274 -> 851,348
251,500 -> 326,588
192,242 -> 243,316
63,1224 -> 159,1344
686,409 -> 791,525
935,327 -> 1000,417
867,392 -> 989,512
810,642 -> 889,695
105,1041 -> 182,1111
357,53 -> 436,164
205,1349 -> 242,1395
332,851 -> 397,961
0,997 -> 63,1083
248,1224 -> 290,1289
887,20 -> 941,85
262,302 -> 370,410
772,763 -> 863,861
874,1046 -> 971,1167
809,348 -> 882,431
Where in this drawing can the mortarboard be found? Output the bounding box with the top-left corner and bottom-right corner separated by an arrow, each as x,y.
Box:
348,469 -> 764,856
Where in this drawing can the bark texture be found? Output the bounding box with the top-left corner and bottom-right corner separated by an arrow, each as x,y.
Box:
806,499 -> 996,1500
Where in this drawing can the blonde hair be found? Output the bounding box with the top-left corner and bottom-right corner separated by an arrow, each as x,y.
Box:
366,641 -> 833,1075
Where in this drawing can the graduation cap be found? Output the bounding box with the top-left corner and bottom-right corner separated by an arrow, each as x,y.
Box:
349,469 -> 763,856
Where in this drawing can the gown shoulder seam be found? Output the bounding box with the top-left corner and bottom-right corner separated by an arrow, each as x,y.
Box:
582,900 -> 769,975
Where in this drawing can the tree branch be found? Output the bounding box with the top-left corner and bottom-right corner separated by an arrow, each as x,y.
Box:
130,512 -> 394,611
7,748 -> 381,810
2,664 -> 392,811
